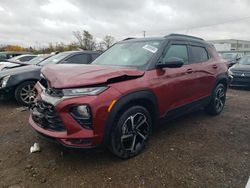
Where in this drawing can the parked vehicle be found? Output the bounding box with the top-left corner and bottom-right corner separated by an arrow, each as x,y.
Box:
0,54 -> 52,71
29,34 -> 229,159
221,53 -> 243,67
0,51 -> 32,61
229,55 -> 250,88
8,54 -> 37,62
0,51 -> 100,105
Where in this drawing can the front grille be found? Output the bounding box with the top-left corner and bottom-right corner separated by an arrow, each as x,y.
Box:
232,71 -> 250,77
232,76 -> 250,82
32,101 -> 65,131
231,76 -> 250,86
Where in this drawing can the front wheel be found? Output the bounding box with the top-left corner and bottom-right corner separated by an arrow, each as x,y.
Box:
109,106 -> 152,159
15,81 -> 37,106
205,83 -> 226,115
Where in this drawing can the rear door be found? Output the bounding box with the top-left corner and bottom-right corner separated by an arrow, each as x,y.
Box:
188,44 -> 216,98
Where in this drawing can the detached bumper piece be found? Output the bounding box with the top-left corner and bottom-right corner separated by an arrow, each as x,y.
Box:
31,101 -> 65,131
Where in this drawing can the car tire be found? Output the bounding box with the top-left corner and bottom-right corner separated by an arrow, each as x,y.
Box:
205,83 -> 226,115
15,81 -> 37,106
109,106 -> 152,159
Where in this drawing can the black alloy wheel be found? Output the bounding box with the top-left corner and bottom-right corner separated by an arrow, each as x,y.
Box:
110,106 -> 152,159
205,83 -> 226,115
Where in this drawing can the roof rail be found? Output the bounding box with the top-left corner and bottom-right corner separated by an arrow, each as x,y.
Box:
122,37 -> 136,41
166,34 -> 204,41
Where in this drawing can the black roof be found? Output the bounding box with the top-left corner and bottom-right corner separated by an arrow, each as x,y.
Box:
164,34 -> 209,46
59,50 -> 101,55
120,33 -> 208,46
165,34 -> 204,41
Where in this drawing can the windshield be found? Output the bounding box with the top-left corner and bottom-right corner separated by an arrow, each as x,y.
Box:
29,55 -> 50,64
239,56 -> 250,65
38,52 -> 69,66
93,40 -> 162,67
222,53 -> 237,60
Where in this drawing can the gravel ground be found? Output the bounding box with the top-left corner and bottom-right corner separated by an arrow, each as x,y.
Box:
0,89 -> 249,188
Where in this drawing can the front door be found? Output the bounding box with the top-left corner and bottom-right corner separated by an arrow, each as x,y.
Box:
152,41 -> 198,116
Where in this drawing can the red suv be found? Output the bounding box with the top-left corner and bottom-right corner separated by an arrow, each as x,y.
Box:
29,34 -> 229,158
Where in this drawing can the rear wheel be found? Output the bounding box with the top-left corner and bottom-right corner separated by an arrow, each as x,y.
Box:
109,106 -> 152,159
15,81 -> 37,106
205,83 -> 226,115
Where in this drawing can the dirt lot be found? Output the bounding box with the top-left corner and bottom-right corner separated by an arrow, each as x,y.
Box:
0,89 -> 249,188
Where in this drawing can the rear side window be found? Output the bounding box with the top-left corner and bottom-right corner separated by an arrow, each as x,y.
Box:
190,46 -> 209,63
66,54 -> 91,64
19,56 -> 35,62
163,44 -> 189,64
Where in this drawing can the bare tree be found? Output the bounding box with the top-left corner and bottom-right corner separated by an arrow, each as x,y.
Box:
73,30 -> 96,50
96,42 -> 105,52
73,31 -> 84,49
83,30 -> 96,50
102,35 -> 115,49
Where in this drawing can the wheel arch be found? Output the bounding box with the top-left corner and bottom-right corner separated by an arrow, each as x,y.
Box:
14,79 -> 39,106
214,73 -> 229,89
102,89 -> 159,146
8,70 -> 40,89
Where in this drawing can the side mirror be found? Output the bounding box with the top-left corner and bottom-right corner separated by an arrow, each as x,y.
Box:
156,57 -> 184,69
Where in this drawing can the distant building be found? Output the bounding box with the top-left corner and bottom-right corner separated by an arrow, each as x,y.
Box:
208,39 -> 250,54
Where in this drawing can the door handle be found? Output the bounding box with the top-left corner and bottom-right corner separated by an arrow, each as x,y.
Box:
212,65 -> 218,69
186,69 -> 193,74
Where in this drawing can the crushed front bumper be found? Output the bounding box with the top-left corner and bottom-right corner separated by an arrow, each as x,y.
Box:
29,100 -> 98,149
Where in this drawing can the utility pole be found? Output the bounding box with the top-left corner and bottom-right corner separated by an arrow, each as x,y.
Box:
143,31 -> 146,38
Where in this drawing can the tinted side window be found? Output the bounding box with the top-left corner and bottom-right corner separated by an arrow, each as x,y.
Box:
66,54 -> 91,64
190,46 -> 209,63
91,54 -> 100,61
163,44 -> 188,64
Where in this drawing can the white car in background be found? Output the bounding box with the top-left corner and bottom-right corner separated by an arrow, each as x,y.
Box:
0,54 -> 37,70
0,54 -> 52,71
7,54 -> 37,62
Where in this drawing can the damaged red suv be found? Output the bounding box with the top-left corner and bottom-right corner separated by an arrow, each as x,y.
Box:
29,34 -> 229,158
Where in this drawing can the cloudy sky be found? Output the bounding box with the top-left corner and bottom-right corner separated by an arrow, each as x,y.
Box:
0,0 -> 250,47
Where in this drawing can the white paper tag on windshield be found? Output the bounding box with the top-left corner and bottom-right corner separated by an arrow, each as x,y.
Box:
142,44 -> 158,53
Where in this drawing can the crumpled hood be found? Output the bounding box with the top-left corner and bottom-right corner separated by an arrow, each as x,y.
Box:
41,64 -> 145,88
